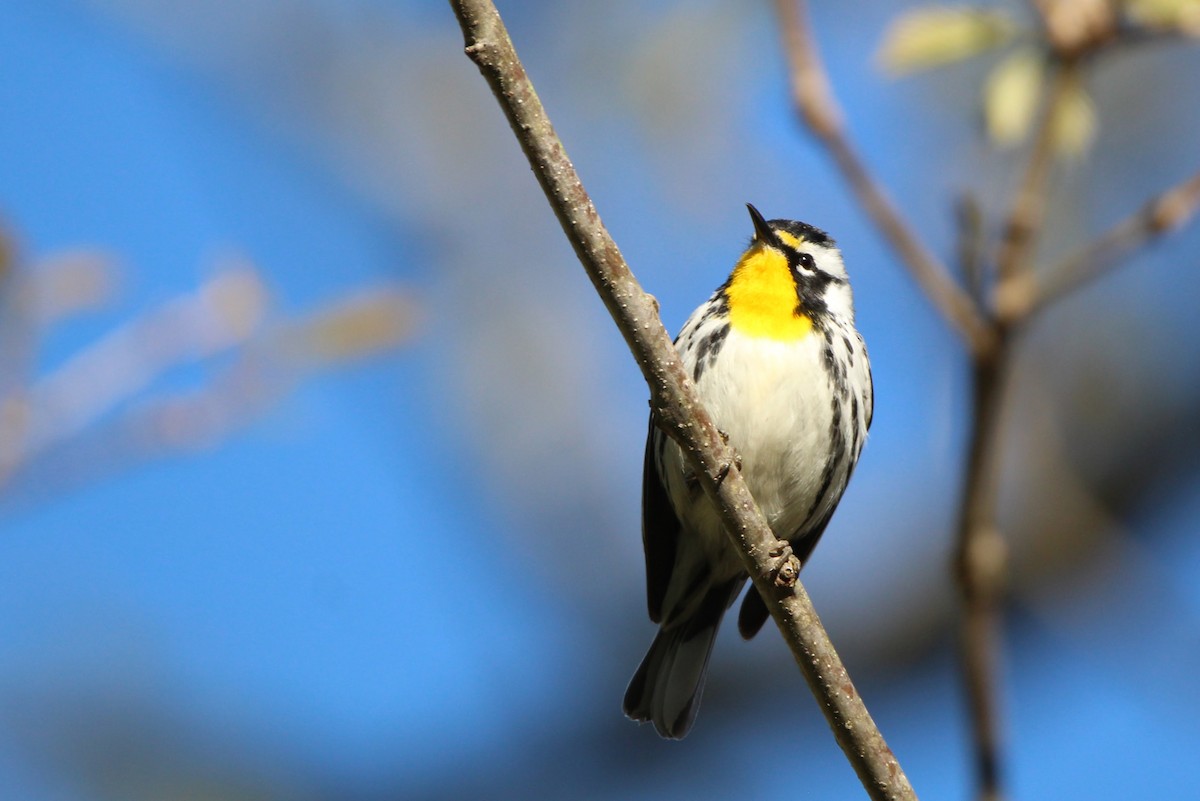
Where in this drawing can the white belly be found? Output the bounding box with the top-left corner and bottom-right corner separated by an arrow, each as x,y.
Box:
660,327 -> 838,578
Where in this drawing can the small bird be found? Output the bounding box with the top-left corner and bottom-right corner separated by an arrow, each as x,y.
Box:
623,204 -> 873,739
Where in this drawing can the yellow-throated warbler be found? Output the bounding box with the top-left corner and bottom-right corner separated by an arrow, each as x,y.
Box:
624,204 -> 873,739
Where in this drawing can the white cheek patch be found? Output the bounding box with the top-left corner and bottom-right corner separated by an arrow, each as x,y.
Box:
814,247 -> 848,281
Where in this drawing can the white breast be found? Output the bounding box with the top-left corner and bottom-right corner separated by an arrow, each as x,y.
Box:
659,318 -> 847,579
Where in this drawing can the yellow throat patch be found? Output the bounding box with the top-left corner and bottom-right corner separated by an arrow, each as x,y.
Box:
726,243 -> 812,341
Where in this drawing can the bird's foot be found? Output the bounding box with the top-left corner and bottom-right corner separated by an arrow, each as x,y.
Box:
768,541 -> 800,590
714,430 -> 741,486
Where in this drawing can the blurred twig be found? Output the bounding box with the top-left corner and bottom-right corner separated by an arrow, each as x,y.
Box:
21,265 -> 267,459
0,241 -> 414,504
1024,169 -> 1200,316
993,60 -> 1075,296
956,194 -> 986,306
774,0 -> 997,359
449,1 -> 917,798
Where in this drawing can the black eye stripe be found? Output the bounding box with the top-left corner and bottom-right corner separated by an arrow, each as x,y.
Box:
786,249 -> 819,274
785,249 -> 846,285
783,249 -> 815,270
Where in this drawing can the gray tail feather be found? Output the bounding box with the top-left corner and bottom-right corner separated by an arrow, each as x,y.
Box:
623,581 -> 738,739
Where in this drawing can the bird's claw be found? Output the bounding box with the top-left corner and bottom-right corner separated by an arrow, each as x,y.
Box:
714,430 -> 741,486
774,552 -> 801,589
715,451 -> 742,486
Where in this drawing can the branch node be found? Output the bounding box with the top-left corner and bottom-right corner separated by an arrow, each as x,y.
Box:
1152,182 -> 1200,232
763,540 -> 800,591
992,272 -> 1037,325
1038,0 -> 1118,58
957,525 -> 1009,598
714,446 -> 743,488
774,552 -> 802,591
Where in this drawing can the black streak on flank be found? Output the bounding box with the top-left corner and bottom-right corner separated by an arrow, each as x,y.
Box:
822,340 -> 848,394
806,396 -> 848,522
692,322 -> 731,383
850,394 -> 861,459
807,457 -> 835,525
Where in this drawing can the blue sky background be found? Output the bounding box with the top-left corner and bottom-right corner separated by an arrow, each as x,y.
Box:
2,1 -> 1200,800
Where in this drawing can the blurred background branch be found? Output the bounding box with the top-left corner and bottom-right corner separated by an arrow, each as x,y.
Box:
0,226 -> 414,509
782,1 -> 1200,799
1021,168 -> 1200,316
774,0 -> 997,359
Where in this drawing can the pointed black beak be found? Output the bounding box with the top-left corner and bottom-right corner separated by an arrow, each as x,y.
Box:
746,203 -> 777,247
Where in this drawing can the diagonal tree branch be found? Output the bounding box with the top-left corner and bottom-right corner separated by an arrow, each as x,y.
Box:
1022,169 -> 1200,317
773,0 -> 998,360
449,1 -> 916,799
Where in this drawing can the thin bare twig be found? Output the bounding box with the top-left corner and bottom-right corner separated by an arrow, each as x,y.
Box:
956,194 -> 986,307
774,0 -> 997,360
449,1 -> 916,798
993,62 -> 1078,322
1025,169 -> 1200,316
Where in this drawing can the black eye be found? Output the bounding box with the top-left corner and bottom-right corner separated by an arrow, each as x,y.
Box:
796,252 -> 816,271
